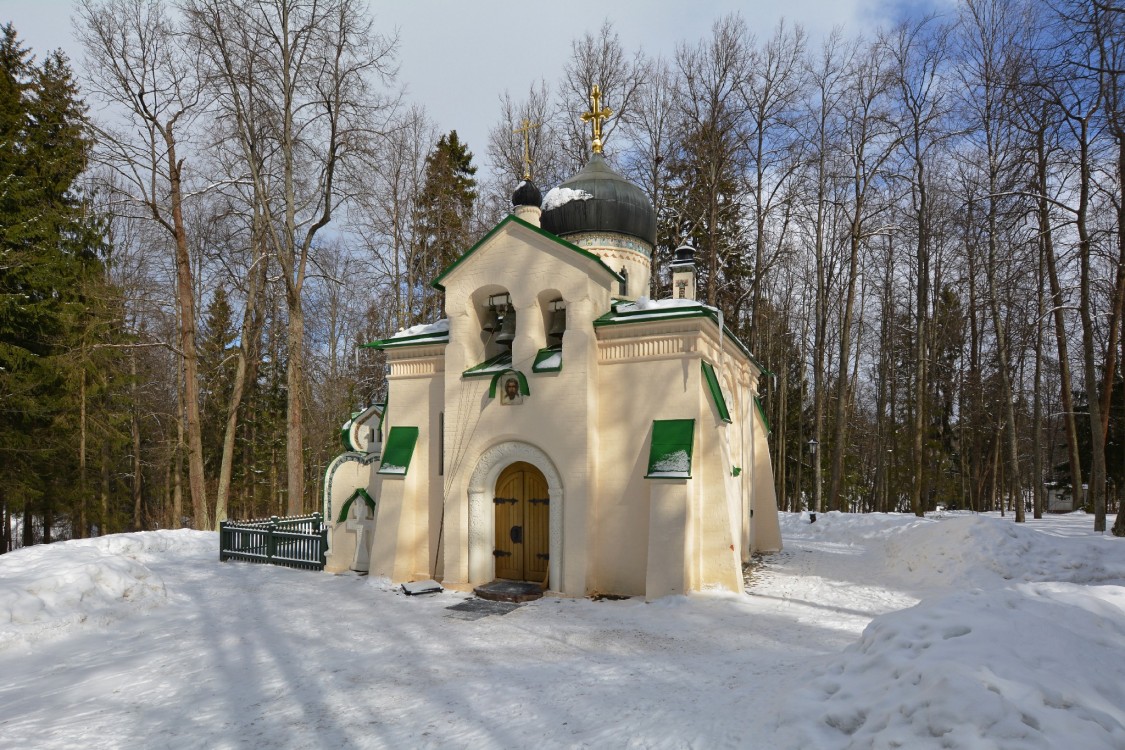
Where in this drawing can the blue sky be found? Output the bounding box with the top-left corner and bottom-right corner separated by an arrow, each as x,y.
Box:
3,0 -> 949,173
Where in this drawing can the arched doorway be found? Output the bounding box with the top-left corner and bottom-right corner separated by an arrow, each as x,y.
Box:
493,461 -> 549,582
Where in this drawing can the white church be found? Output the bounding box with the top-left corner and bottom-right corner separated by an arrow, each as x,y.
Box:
323,90 -> 781,600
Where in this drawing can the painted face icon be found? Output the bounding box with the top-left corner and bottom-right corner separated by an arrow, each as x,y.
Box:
505,377 -> 519,401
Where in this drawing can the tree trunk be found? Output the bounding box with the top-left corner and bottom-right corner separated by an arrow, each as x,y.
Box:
828,212 -> 862,513
285,290 -> 305,516
79,369 -> 88,538
1074,118 -> 1108,531
1114,140 -> 1125,537
912,172 -> 929,518
985,221 -> 1023,523
214,226 -> 268,528
1039,131 -> 1084,511
173,359 -> 184,529
167,144 -> 209,530
132,351 -> 143,531
1033,233 -> 1045,520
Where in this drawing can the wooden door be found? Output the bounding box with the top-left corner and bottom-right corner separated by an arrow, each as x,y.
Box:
493,462 -> 550,582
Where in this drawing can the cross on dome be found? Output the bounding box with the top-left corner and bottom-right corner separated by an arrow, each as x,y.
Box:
513,118 -> 540,180
580,84 -> 612,155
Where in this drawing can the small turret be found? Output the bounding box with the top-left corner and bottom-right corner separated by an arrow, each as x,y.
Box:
670,243 -> 697,301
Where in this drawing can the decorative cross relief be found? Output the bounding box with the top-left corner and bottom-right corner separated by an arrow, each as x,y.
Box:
345,500 -> 375,572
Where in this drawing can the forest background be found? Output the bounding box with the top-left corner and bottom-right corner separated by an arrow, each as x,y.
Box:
4,0 -> 1125,551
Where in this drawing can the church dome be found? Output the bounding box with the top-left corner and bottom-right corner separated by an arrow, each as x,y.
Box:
511,179 -> 542,208
540,154 -> 656,246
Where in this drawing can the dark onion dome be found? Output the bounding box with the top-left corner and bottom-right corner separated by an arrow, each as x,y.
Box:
511,178 -> 542,208
540,154 -> 657,246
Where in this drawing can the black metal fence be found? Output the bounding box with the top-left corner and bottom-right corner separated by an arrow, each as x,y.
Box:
219,513 -> 327,571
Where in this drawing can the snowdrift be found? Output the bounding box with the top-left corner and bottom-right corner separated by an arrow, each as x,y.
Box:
775,513 -> 1125,749
0,530 -> 213,650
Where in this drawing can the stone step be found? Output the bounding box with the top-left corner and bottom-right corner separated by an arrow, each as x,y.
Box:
472,580 -> 544,603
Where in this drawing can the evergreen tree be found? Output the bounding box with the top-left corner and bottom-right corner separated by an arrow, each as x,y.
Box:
199,286 -> 237,479
414,130 -> 477,320
0,25 -> 113,549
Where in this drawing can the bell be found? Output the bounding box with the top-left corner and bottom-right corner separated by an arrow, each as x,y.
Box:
482,307 -> 501,332
495,307 -> 516,347
547,308 -> 566,341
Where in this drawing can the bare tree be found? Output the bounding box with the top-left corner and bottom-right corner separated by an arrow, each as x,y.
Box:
886,16 -> 954,516
826,36 -> 904,512
800,28 -> 855,516
353,105 -> 435,330
184,0 -> 397,515
620,58 -> 678,295
559,19 -> 648,168
739,19 -> 807,345
487,81 -> 563,190
77,0 -> 211,529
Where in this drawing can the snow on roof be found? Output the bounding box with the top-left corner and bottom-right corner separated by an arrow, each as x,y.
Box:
390,319 -> 449,339
542,186 -> 593,212
615,296 -> 718,314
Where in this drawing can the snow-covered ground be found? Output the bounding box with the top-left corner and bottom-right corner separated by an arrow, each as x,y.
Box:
2,511 -> 1123,749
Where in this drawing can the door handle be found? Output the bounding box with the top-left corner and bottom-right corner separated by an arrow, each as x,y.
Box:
510,525 -> 523,544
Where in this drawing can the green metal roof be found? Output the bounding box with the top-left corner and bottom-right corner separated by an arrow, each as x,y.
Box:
430,214 -> 624,292
363,329 -> 449,351
646,419 -> 695,479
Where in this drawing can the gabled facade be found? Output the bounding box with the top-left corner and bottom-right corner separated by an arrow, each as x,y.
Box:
323,156 -> 781,600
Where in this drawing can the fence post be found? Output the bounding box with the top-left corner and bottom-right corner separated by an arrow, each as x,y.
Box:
267,516 -> 279,564
319,522 -> 328,569
219,520 -> 228,562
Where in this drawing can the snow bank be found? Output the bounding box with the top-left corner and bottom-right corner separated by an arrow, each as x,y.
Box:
777,583 -> 1125,749
0,530 -> 213,650
780,509 -> 933,540
885,514 -> 1125,589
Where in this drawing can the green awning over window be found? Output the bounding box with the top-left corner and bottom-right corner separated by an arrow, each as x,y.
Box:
532,347 -> 563,373
646,419 -> 695,479
701,361 -> 731,423
463,351 -> 512,378
378,426 -> 419,476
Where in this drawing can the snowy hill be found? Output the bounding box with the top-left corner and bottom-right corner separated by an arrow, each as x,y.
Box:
2,512 -> 1123,749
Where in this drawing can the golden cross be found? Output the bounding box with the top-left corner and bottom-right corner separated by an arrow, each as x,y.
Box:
580,84 -> 612,155
512,118 -> 539,180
